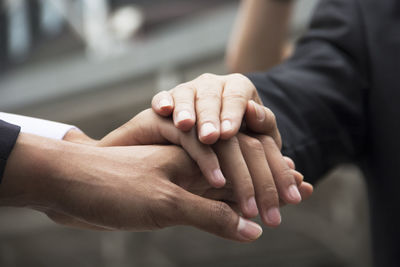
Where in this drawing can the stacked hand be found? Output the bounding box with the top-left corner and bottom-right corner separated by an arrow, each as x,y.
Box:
71,73 -> 312,236
1,73 -> 312,243
151,73 -> 313,216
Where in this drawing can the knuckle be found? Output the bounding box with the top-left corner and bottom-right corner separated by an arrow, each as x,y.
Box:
229,73 -> 248,83
229,73 -> 256,89
245,137 -> 264,153
211,202 -> 233,230
171,83 -> 195,97
197,109 -> 219,123
213,202 -> 232,218
148,187 -> 182,229
228,136 -> 240,147
173,82 -> 192,92
223,92 -> 248,105
261,183 -> 279,200
240,183 -> 256,199
196,89 -> 221,102
258,135 -> 275,148
209,202 -> 234,234
277,167 -> 295,184
198,73 -> 216,81
174,101 -> 194,111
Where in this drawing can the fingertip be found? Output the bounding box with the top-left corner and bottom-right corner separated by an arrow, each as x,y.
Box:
219,119 -> 241,140
299,182 -> 314,200
152,91 -> 174,117
261,207 -> 282,228
174,115 -> 195,131
287,184 -> 302,204
237,217 -> 263,242
199,122 -> 220,144
241,196 -> 259,218
209,169 -> 226,188
159,103 -> 173,115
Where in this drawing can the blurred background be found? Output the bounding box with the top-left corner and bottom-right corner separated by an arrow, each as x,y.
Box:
0,0 -> 372,266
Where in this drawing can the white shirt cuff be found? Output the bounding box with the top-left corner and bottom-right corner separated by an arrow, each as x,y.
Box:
0,112 -> 79,140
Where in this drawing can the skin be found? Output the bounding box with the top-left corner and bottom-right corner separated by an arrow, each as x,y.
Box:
0,85 -> 312,241
98,109 -> 313,226
151,74 -> 314,225
0,133 -> 264,242
226,0 -> 294,73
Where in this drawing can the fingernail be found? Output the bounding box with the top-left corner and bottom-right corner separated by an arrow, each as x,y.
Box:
212,169 -> 226,186
263,207 -> 281,226
176,110 -> 192,123
159,99 -> 171,109
237,217 -> 263,241
252,101 -> 265,122
246,197 -> 258,216
221,120 -> 232,133
200,122 -> 217,138
288,184 -> 302,202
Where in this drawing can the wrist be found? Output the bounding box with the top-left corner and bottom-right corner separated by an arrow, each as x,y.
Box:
0,133 -> 64,207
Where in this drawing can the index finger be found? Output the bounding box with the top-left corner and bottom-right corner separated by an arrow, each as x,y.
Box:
220,74 -> 259,140
176,189 -> 263,242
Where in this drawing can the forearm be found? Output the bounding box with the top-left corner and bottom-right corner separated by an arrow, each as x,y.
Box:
226,0 -> 293,73
0,133 -> 66,208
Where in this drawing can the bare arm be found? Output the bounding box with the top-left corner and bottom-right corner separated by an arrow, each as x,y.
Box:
226,0 -> 293,73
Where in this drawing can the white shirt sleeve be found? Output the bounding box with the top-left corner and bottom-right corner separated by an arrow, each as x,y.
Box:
0,112 -> 80,140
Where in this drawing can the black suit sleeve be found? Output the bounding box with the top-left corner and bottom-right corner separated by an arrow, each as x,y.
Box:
247,0 -> 369,184
0,120 -> 21,183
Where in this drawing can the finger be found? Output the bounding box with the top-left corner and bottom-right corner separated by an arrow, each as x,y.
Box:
237,134 -> 281,227
194,74 -> 224,144
151,91 -> 174,117
178,129 -> 226,188
287,157 -> 306,187
150,114 -> 226,188
177,190 -> 263,242
220,74 -> 256,140
299,182 -> 313,200
213,137 -> 258,218
99,109 -> 225,188
257,135 -> 302,204
279,170 -> 307,206
292,170 -> 304,186
98,109 -> 163,147
202,187 -> 235,202
245,100 -> 282,149
284,156 -> 295,169
171,83 -> 196,131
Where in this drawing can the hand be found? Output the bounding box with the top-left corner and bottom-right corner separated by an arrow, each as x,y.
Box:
0,133 -> 264,242
98,109 -> 313,226
151,73 -> 263,144
150,73 -> 313,220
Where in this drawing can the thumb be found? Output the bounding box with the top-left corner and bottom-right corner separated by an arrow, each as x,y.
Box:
177,190 -> 263,242
245,100 -> 282,149
98,109 -> 171,146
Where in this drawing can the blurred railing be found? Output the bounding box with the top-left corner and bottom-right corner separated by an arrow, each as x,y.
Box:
0,0 -> 318,114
